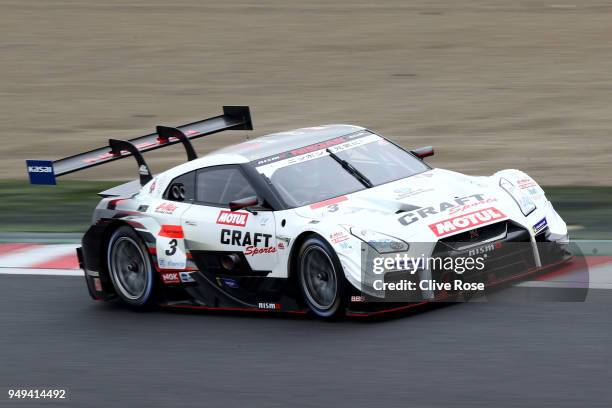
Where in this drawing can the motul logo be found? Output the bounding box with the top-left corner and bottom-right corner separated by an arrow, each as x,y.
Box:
429,207 -> 506,237
216,210 -> 248,227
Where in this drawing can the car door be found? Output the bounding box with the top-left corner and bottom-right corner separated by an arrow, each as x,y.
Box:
180,165 -> 278,277
149,171 -> 195,276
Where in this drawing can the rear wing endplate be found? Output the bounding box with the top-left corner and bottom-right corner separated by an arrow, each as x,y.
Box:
26,106 -> 252,185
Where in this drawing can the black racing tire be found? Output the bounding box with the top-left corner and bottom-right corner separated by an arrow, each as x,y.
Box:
106,226 -> 158,309
297,236 -> 348,320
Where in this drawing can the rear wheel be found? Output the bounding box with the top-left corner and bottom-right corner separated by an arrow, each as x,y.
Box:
297,236 -> 347,320
107,226 -> 157,308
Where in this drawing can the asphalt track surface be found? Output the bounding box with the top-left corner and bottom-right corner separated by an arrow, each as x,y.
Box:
0,273 -> 611,408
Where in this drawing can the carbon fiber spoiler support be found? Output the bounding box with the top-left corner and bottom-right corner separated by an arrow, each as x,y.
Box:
156,126 -> 198,161
108,139 -> 153,186
25,106 -> 253,185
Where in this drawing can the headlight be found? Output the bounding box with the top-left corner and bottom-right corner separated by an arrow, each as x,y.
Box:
349,227 -> 409,253
499,178 -> 536,216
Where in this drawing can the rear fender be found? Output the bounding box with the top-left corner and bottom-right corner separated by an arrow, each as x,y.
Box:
81,215 -> 162,300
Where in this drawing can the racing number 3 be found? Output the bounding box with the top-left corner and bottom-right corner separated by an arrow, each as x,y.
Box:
157,225 -> 187,270
165,239 -> 178,256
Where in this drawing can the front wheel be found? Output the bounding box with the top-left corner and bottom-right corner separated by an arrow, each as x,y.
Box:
297,236 -> 348,320
107,226 -> 157,308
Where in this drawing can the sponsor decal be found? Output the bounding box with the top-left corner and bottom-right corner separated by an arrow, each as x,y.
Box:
138,165 -> 150,176
220,229 -> 272,247
429,207 -> 507,238
258,302 -> 280,310
330,231 -> 350,244
517,178 -> 537,189
310,195 -> 348,210
255,131 -> 374,168
291,137 -> 346,156
398,194 -> 497,226
257,155 -> 282,165
179,272 -> 195,283
527,187 -> 539,196
158,258 -> 187,269
221,277 -> 239,288
533,217 -> 548,234
277,242 -> 285,250
338,241 -> 353,252
216,210 -> 249,227
351,295 -> 365,303
467,242 -> 502,257
155,202 -> 178,214
161,272 -> 180,284
93,277 -> 102,292
149,180 -> 156,194
245,246 -> 277,256
26,160 -> 56,185
27,165 -> 53,173
158,225 -> 184,238
393,187 -> 434,200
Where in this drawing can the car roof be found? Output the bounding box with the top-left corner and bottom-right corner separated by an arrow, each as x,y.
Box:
210,124 -> 365,161
163,124 -> 366,179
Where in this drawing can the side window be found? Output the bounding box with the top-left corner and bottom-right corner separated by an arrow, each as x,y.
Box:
196,166 -> 256,206
164,171 -> 195,202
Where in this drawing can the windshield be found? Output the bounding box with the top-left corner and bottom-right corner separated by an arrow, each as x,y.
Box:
254,131 -> 429,208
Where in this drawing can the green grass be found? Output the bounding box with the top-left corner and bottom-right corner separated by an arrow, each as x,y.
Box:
544,186 -> 612,240
0,181 -> 610,238
0,180 -> 118,233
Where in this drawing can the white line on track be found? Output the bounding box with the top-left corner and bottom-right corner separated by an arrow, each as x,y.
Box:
517,281 -> 612,290
0,267 -> 82,276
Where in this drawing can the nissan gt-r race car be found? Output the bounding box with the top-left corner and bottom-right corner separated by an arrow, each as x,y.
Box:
26,106 -> 571,319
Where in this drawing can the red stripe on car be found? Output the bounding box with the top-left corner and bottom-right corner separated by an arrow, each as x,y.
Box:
310,195 -> 348,209
158,225 -> 184,238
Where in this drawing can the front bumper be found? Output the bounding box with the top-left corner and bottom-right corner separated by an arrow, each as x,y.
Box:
351,221 -> 572,311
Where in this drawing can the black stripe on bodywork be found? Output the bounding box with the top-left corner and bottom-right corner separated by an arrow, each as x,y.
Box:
190,250 -> 271,277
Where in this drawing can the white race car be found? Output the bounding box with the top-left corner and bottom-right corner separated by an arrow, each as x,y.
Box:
27,106 -> 570,319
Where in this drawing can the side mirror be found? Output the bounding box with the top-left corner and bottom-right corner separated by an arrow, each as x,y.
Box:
411,146 -> 434,159
229,196 -> 259,212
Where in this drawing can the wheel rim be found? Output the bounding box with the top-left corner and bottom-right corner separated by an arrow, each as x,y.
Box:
300,246 -> 338,310
109,236 -> 148,300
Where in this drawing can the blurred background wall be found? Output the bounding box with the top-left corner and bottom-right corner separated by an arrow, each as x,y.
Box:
2,0 -> 611,185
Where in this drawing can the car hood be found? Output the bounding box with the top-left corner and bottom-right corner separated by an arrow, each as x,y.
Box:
294,168 -> 522,241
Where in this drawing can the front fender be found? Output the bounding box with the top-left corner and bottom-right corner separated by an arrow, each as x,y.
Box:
492,169 -> 567,241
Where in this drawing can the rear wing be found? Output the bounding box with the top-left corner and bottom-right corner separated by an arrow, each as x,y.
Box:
26,106 -> 252,186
